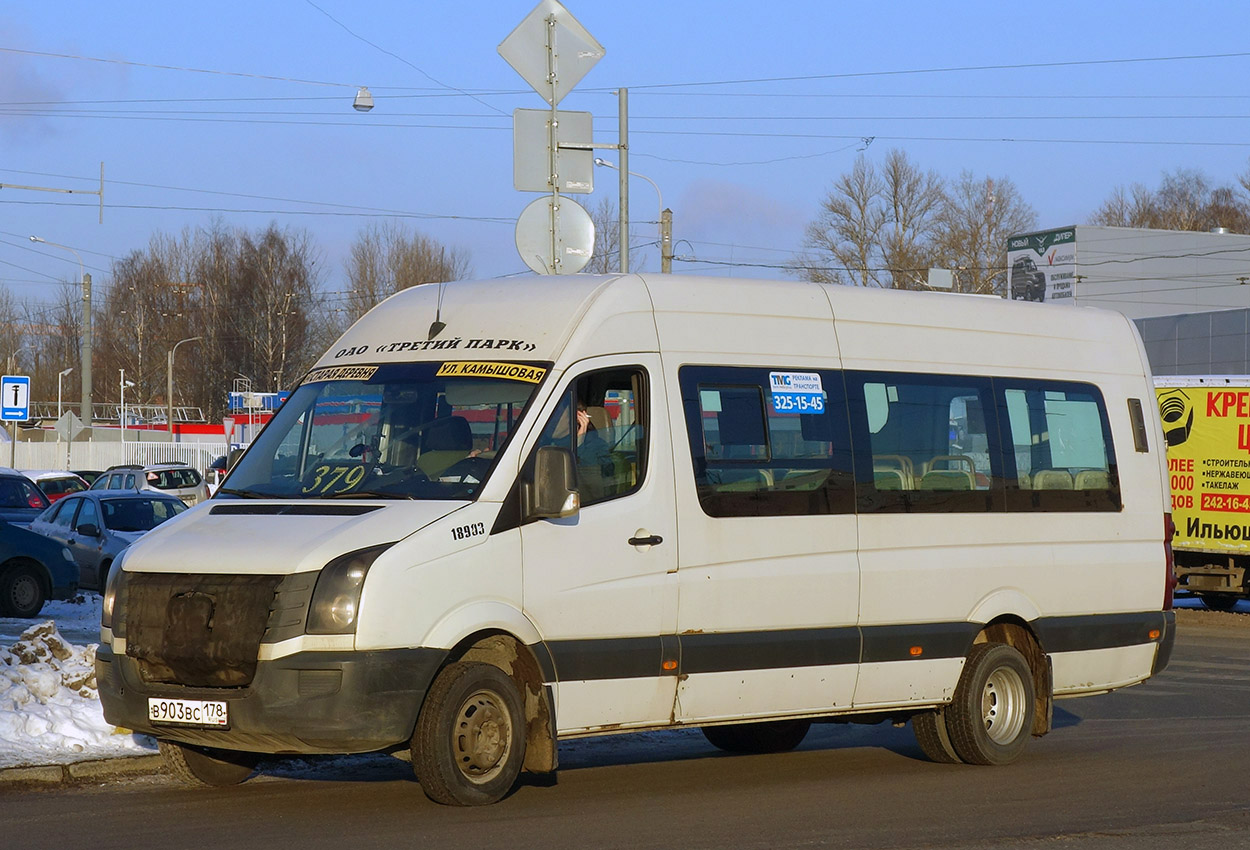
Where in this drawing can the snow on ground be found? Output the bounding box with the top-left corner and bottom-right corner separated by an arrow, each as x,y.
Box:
0,604 -> 155,769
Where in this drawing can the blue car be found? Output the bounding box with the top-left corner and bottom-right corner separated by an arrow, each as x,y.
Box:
0,519 -> 77,618
29,491 -> 186,594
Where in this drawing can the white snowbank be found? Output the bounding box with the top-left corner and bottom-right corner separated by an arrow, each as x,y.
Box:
0,620 -> 155,769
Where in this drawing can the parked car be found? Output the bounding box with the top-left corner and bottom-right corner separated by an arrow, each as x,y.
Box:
0,469 -> 52,525
23,470 -> 90,503
30,491 -> 187,593
72,469 -> 105,486
88,463 -> 211,506
0,519 -> 77,618
204,455 -> 234,494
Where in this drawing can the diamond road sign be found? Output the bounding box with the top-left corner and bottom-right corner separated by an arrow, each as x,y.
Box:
1,375 -> 30,421
55,410 -> 85,441
498,0 -> 604,107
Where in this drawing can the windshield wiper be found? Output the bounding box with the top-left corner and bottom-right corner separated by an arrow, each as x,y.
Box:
322,490 -> 415,500
217,487 -> 277,499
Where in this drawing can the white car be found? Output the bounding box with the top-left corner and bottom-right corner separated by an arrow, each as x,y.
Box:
88,463 -> 210,506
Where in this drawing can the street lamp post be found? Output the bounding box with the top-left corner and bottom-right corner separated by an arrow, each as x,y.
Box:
57,366 -> 73,468
593,159 -> 673,273
30,236 -> 92,427
120,370 -> 135,445
57,367 -> 74,421
167,337 -> 202,437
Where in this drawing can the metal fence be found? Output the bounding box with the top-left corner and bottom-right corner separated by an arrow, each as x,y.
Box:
10,441 -> 230,473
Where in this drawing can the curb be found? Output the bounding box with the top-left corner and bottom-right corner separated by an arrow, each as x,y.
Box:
0,754 -> 164,789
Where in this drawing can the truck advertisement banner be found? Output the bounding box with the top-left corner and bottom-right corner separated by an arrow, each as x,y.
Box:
1005,227 -> 1077,303
1157,383 -> 1250,553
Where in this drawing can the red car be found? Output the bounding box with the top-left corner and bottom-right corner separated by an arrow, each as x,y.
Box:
25,471 -> 91,503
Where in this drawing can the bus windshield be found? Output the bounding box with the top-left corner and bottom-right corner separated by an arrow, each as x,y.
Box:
220,361 -> 548,501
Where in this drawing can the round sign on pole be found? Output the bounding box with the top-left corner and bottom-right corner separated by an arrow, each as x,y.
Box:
515,196 -> 594,275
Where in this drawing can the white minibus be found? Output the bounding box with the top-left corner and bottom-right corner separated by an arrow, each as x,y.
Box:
97,274 -> 1176,805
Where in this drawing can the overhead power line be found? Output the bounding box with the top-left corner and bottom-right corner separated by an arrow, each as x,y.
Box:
1,109 -> 1246,149
302,0 -> 506,116
0,46 -> 356,88
613,51 -> 1250,91
7,90 -> 1250,109
0,198 -> 513,224
5,106 -> 1249,121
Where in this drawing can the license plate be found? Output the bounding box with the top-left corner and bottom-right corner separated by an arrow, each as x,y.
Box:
148,697 -> 228,727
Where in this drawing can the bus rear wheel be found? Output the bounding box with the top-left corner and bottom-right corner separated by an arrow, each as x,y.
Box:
913,708 -> 963,764
945,642 -> 1035,766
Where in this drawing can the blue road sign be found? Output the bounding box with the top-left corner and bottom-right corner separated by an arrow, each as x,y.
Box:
1,375 -> 31,421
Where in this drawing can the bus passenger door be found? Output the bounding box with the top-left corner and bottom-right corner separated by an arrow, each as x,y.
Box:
520,357 -> 679,733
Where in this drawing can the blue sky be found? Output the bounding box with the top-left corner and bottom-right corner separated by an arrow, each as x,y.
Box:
2,0 -> 1248,302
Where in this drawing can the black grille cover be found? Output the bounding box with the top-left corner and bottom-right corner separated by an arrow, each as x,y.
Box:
124,573 -> 283,687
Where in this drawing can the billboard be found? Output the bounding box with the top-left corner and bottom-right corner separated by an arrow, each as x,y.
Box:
1157,382 -> 1250,555
1005,227 -> 1077,303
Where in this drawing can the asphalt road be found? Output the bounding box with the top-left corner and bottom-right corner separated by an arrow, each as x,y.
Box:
5,619 -> 1250,850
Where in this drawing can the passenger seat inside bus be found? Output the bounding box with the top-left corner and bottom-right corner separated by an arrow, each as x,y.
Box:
918,469 -> 975,490
1073,469 -> 1109,490
1031,469 -> 1075,490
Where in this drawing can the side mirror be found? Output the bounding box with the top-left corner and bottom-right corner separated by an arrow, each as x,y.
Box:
227,447 -> 245,470
76,523 -> 101,538
523,446 -> 580,520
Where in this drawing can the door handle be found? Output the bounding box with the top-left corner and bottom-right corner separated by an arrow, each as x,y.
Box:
628,534 -> 663,547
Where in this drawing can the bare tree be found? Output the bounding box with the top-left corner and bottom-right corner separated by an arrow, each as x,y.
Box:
0,287 -> 26,375
1090,167 -> 1250,233
1089,184 -> 1157,228
879,150 -> 945,289
933,172 -> 1037,295
798,155 -> 886,286
586,196 -> 621,275
341,222 -> 471,328
797,150 -> 945,288
95,223 -> 327,420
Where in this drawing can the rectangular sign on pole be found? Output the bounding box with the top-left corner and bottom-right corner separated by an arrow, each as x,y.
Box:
513,108 -> 594,193
1,375 -> 31,421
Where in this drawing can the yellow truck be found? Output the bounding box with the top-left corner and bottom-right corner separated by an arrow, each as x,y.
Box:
1156,376 -> 1250,610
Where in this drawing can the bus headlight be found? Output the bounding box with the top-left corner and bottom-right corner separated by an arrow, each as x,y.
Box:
101,551 -> 127,631
307,545 -> 391,635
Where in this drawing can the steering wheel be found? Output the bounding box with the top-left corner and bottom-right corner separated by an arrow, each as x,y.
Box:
438,456 -> 493,483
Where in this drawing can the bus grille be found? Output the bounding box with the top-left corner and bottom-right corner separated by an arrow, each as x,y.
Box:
123,573 -> 285,687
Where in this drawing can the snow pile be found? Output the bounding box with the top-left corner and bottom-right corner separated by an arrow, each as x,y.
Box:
0,621 -> 155,768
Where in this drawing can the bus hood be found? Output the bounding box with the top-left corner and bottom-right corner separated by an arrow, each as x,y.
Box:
118,499 -> 470,576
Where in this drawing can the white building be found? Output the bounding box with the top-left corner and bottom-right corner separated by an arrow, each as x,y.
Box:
1007,225 -> 1250,375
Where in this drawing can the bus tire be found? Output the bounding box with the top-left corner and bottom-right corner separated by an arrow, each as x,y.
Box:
946,643 -> 1035,766
701,719 -> 811,754
412,661 -> 526,806
912,708 -> 963,764
158,740 -> 258,787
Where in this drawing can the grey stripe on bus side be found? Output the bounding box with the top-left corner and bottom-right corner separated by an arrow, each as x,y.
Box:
540,611 -> 1165,683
